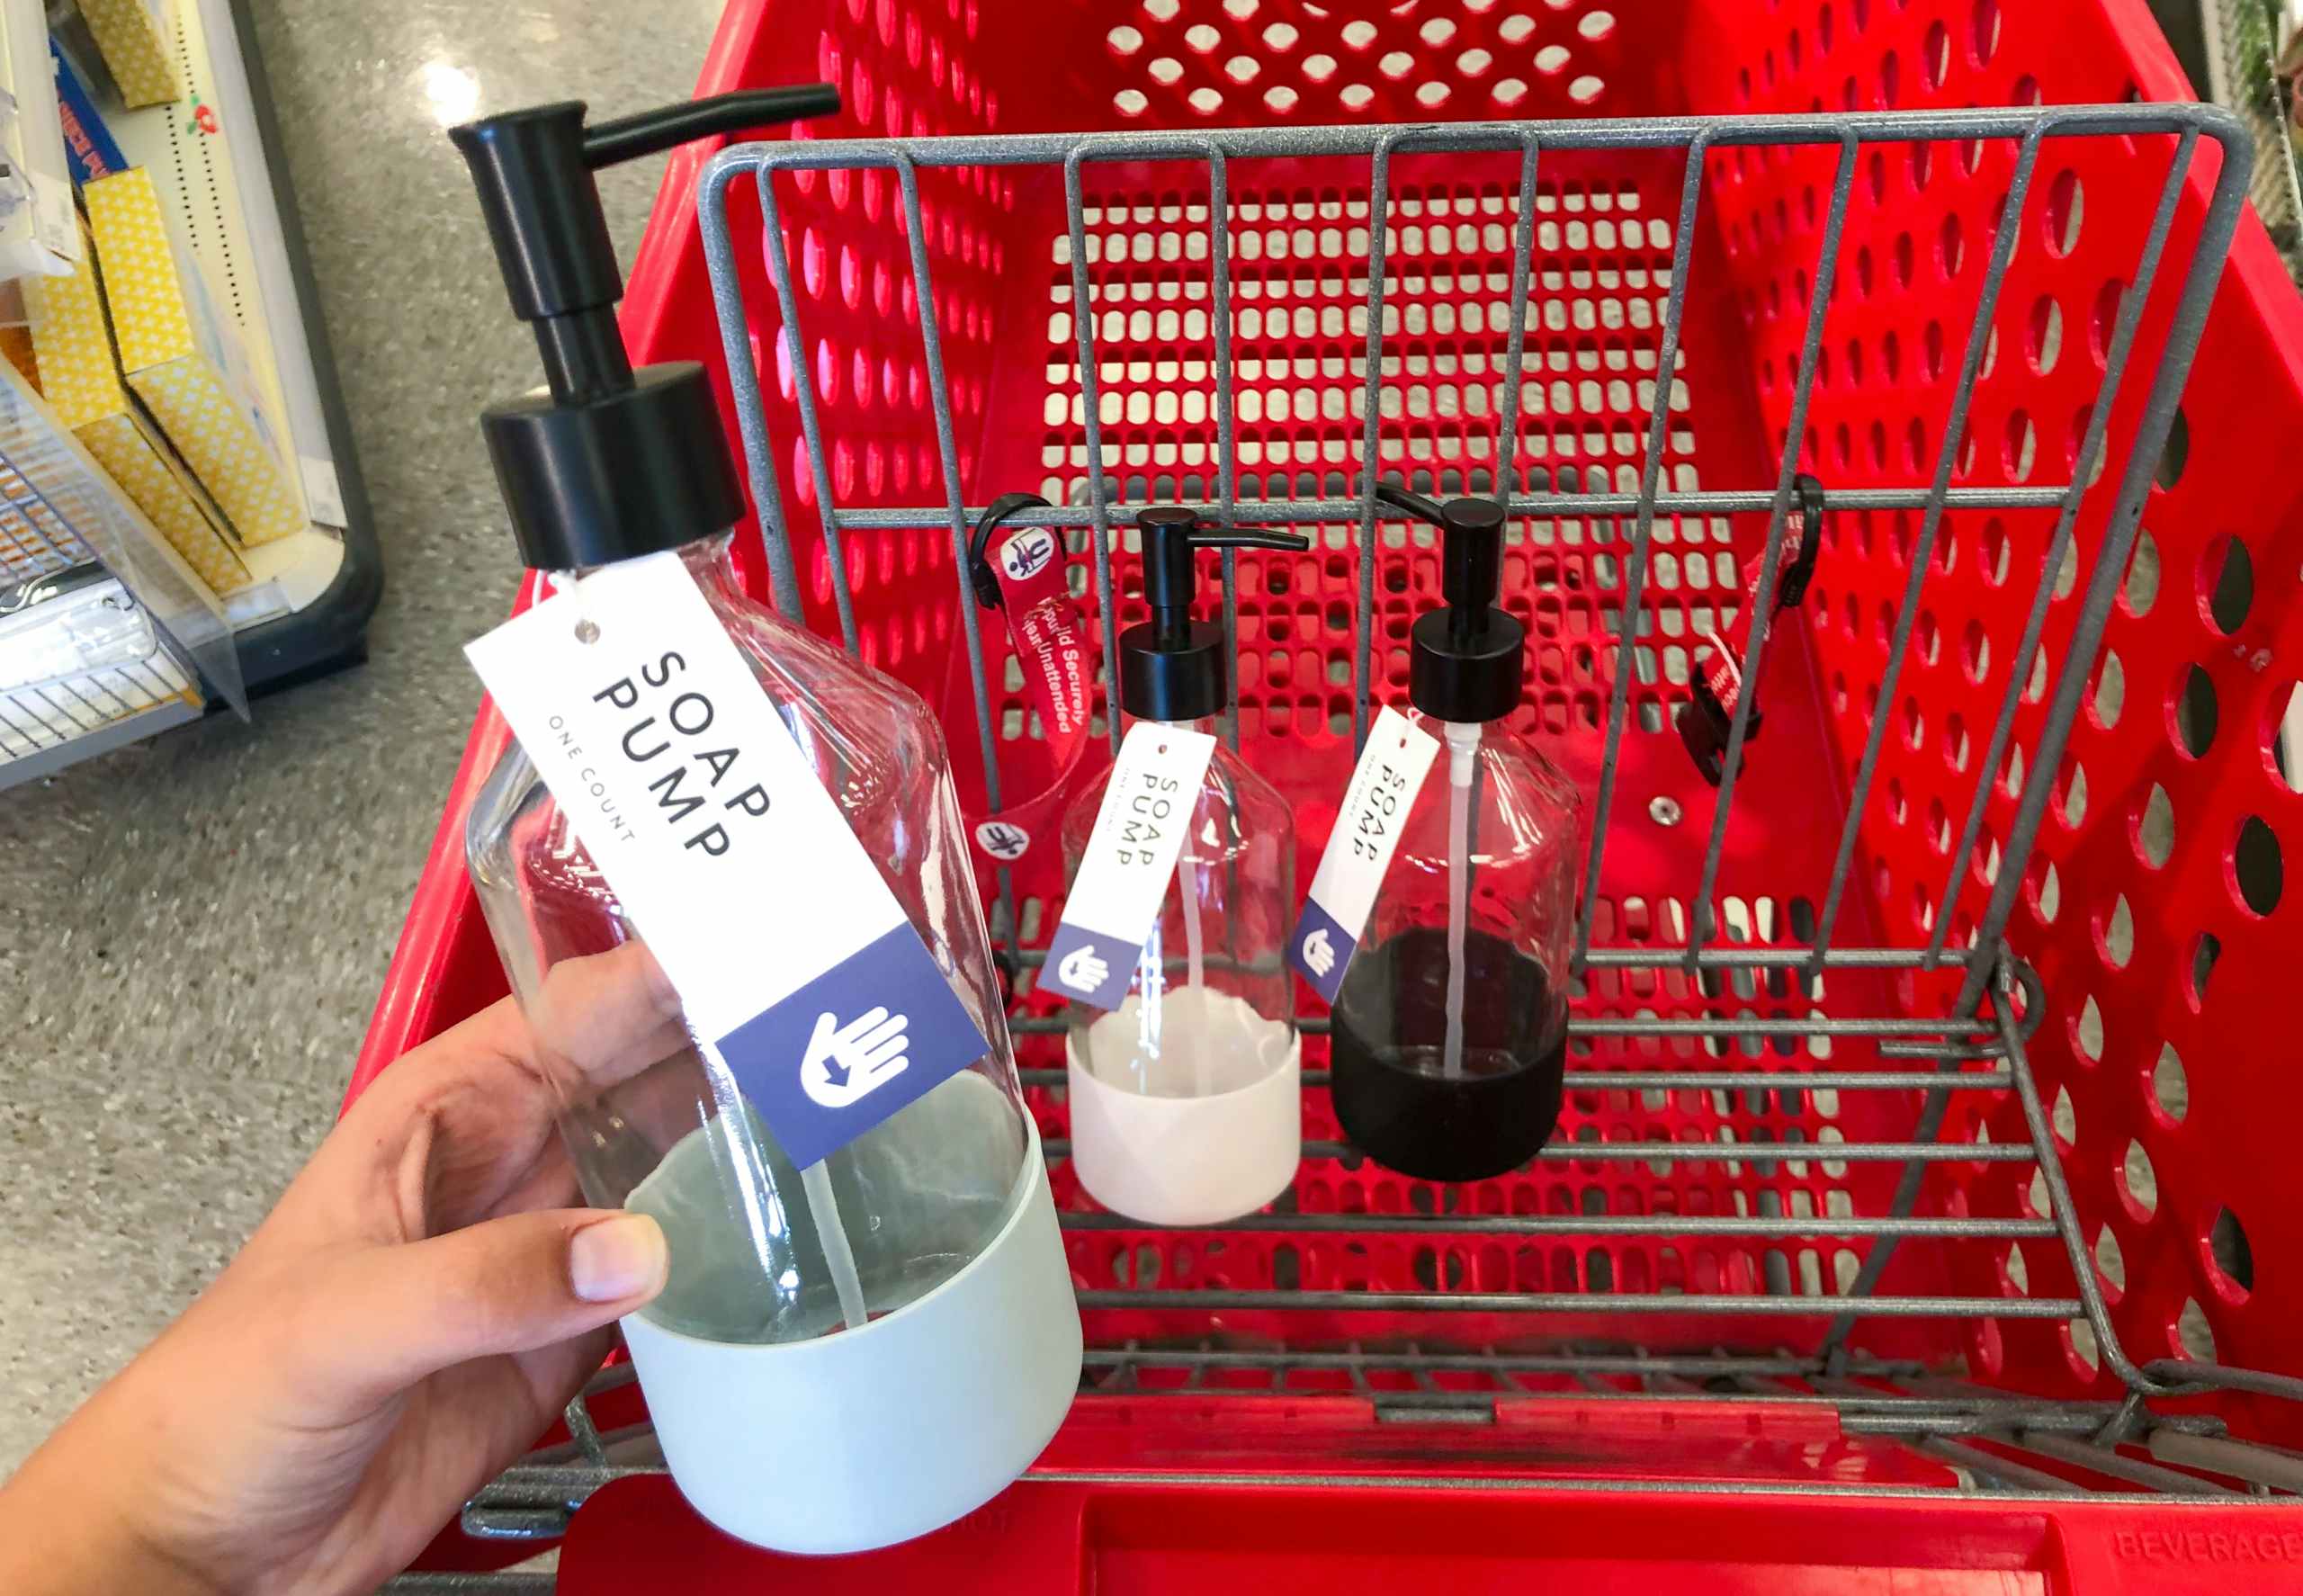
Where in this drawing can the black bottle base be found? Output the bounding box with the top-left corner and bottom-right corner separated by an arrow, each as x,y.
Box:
1330,927 -> 1568,1182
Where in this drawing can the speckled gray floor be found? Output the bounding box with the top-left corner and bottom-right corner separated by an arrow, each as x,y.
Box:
0,0 -> 722,1473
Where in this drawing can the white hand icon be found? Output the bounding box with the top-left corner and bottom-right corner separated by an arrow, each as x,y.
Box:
800,1007 -> 911,1109
1057,946 -> 1109,994
1302,927 -> 1336,979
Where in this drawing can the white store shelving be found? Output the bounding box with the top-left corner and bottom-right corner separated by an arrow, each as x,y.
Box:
0,0 -> 375,786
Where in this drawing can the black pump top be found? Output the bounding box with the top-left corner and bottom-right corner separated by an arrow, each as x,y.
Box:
1377,483 -> 1527,724
451,86 -> 839,569
1121,507 -> 1311,722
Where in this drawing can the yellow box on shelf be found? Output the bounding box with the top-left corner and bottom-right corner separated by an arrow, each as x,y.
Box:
85,167 -> 305,548
22,220 -> 249,596
76,0 -> 184,109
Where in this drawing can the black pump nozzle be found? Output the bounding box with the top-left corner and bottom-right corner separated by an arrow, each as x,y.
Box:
453,87 -> 839,402
452,86 -> 839,569
1376,482 -> 1526,724
1122,507 -> 1311,722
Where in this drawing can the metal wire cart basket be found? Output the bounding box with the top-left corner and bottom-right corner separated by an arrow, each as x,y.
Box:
364,1 -> 2303,1587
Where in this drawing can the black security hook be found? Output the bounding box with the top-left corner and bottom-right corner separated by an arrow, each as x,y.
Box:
1772,473 -> 1827,607
1675,472 -> 1830,786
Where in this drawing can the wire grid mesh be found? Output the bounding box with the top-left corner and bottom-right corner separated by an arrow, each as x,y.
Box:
433,1321 -> 2292,1565
702,106 -> 2248,987
0,569 -> 193,761
421,1172 -> 2303,1574
691,99 -> 2253,1345
0,651 -> 193,761
0,457 -> 100,582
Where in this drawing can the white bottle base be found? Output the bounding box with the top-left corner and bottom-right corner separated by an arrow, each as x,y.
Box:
619,1123 -> 1081,1555
1067,991 -> 1302,1226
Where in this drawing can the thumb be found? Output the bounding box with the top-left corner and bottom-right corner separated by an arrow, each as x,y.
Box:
303,1210 -> 669,1403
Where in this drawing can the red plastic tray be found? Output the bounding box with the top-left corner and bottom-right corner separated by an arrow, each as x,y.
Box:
558,1474 -> 2303,1594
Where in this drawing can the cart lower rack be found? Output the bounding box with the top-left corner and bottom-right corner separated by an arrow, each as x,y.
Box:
409,949 -> 2303,1586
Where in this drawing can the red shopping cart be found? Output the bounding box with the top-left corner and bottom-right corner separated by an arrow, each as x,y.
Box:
358,0 -> 2303,1587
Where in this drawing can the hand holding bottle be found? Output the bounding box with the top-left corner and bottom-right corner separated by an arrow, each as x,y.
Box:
0,943 -> 680,1596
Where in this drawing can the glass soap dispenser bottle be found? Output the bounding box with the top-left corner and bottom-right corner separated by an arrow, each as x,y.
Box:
450,93 -> 1079,1556
1058,507 -> 1306,1225
1329,487 -> 1582,1181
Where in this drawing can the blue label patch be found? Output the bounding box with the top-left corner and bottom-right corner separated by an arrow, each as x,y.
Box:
1041,922 -> 1143,1011
714,922 -> 992,1169
1289,897 -> 1359,1005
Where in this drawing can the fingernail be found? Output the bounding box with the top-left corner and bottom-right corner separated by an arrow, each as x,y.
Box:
570,1214 -> 668,1304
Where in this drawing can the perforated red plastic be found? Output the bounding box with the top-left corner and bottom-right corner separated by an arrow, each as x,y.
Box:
354,0 -> 2303,1581
1674,0 -> 2303,1421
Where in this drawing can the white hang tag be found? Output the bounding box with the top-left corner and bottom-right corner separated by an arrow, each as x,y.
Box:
1290,705 -> 1443,1003
1042,721 -> 1218,1010
464,551 -> 990,1170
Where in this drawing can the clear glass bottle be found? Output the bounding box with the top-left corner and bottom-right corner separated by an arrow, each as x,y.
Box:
448,94 -> 1078,1556
467,537 -> 1035,1334
1328,489 -> 1582,1181
465,538 -> 1080,1550
1057,508 -> 1304,1225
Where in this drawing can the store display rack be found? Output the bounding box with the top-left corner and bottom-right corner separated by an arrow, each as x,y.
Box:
0,0 -> 376,788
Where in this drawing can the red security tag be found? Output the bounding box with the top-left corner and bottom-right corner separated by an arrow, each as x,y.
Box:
961,494 -> 1094,874
1678,474 -> 1825,786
